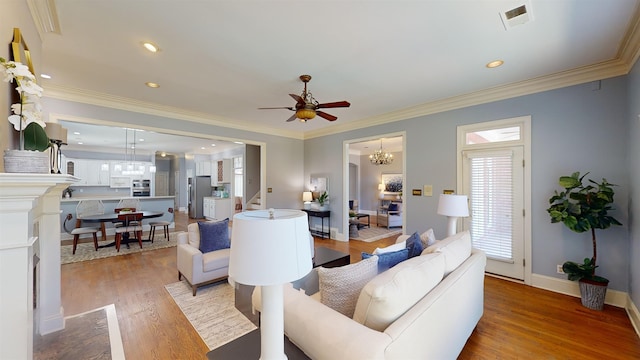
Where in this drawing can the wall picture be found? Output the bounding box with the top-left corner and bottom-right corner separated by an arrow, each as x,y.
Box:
382,173 -> 402,193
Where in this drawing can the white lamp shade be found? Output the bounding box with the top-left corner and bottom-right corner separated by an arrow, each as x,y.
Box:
302,191 -> 313,202
437,194 -> 469,217
44,122 -> 64,141
229,209 -> 313,286
378,183 -> 385,191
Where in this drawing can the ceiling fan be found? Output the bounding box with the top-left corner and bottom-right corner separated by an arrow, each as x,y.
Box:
259,74 -> 351,122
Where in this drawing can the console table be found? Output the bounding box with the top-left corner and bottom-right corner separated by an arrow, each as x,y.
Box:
301,209 -> 330,238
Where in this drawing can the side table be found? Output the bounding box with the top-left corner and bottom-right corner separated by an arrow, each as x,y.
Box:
301,209 -> 331,238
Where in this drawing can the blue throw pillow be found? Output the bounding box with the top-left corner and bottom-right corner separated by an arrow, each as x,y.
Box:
362,248 -> 409,272
405,231 -> 424,258
388,203 -> 399,212
198,218 -> 230,253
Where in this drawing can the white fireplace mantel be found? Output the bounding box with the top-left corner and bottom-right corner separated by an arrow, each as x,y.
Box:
0,173 -> 76,360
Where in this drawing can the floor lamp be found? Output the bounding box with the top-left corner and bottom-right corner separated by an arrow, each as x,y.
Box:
437,194 -> 469,237
229,209 -> 312,360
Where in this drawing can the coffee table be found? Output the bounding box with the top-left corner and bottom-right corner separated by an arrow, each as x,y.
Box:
233,246 -> 350,325
206,328 -> 309,359
211,247 -> 349,359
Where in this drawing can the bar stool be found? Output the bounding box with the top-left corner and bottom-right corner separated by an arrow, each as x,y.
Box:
148,208 -> 173,242
71,227 -> 100,254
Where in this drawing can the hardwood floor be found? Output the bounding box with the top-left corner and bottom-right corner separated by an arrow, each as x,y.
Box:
55,211 -> 640,359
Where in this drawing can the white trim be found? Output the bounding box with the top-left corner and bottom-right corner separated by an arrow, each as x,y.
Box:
627,297 -> 640,338
531,274 -> 627,308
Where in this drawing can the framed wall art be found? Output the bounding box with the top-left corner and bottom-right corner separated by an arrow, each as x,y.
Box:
381,173 -> 402,193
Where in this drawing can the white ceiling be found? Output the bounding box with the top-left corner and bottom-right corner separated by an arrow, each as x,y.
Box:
35,0 -> 640,153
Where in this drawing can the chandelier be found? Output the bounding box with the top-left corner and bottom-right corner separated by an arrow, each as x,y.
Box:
369,139 -> 394,165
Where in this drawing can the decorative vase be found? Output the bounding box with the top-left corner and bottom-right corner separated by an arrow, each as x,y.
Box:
578,278 -> 608,311
4,149 -> 50,174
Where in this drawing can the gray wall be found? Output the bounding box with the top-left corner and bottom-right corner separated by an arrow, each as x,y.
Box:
628,59 -> 640,306
305,75 -> 632,293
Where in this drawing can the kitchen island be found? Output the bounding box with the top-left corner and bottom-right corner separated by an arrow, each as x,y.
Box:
60,196 -> 175,240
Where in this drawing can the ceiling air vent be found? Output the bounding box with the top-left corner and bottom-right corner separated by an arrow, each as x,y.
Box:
499,2 -> 533,30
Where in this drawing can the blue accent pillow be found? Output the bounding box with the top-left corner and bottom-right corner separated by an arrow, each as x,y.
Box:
405,231 -> 424,258
362,248 -> 409,272
198,218 -> 230,253
388,203 -> 399,212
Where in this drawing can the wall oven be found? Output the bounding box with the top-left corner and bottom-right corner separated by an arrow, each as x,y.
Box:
131,179 -> 151,197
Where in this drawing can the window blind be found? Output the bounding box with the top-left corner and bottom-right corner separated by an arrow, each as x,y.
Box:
466,150 -> 514,262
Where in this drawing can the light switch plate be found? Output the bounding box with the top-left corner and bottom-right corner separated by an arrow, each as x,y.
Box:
423,185 -> 433,197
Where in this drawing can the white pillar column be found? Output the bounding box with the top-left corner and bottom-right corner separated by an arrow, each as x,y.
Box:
0,174 -> 75,360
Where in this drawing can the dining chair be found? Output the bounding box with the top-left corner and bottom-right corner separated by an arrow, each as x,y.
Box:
148,207 -> 173,242
75,200 -> 107,241
71,226 -> 100,254
115,212 -> 144,252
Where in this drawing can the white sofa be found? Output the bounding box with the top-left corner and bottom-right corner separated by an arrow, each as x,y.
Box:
254,231 -> 486,359
177,222 -> 230,296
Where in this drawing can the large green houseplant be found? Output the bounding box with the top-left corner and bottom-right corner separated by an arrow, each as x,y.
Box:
546,172 -> 622,310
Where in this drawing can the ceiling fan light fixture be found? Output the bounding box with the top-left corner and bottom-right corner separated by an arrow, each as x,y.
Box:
296,108 -> 316,120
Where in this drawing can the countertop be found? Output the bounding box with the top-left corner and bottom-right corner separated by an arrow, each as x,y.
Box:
61,195 -> 175,203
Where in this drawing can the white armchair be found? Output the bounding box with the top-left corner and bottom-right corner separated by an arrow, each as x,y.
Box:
377,201 -> 402,229
177,222 -> 230,296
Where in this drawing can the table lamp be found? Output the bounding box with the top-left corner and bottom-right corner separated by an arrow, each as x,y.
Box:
302,191 -> 313,210
229,209 -> 312,360
437,194 -> 469,237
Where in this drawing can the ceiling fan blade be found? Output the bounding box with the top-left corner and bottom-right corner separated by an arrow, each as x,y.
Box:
286,113 -> 298,122
316,101 -> 351,109
316,111 -> 338,121
289,94 -> 306,106
258,106 -> 294,110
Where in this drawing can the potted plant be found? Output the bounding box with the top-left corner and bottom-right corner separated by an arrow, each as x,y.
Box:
317,191 -> 329,210
547,171 -> 622,310
1,57 -> 50,173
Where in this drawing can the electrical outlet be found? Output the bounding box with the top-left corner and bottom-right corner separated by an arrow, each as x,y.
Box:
556,265 -> 564,274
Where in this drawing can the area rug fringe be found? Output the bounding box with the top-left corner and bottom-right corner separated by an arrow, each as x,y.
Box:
350,227 -> 402,242
61,233 -> 179,264
165,280 -> 257,350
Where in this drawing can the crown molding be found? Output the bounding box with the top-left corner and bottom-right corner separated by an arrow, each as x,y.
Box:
304,57 -> 631,140
43,84 -> 305,140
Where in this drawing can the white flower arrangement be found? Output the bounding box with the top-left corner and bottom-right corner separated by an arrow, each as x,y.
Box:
1,57 -> 48,151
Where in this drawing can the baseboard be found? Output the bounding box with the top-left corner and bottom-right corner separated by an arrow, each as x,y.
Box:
627,297 -> 640,338
531,273 -> 627,308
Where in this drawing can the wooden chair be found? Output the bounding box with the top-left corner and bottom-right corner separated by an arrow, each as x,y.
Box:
75,200 -> 107,241
115,212 -> 144,252
113,208 -> 139,228
148,208 -> 173,242
71,226 -> 100,254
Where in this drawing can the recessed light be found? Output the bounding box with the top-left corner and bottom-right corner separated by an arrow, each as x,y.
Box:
211,144 -> 216,147
486,60 -> 504,68
145,82 -> 160,88
200,147 -> 206,150
142,42 -> 159,53
40,74 -> 51,79
78,142 -> 83,145
139,138 -> 144,142
233,141 -> 244,145
73,131 -> 80,135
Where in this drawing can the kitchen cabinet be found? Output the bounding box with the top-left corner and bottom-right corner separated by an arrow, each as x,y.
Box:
66,159 -> 110,186
203,197 -> 232,220
196,161 -> 212,176
212,159 -> 232,185
203,197 -> 215,219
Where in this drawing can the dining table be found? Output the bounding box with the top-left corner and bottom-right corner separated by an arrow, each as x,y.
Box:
78,210 -> 164,249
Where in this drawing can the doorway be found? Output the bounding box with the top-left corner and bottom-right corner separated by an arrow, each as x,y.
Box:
457,116 -> 531,283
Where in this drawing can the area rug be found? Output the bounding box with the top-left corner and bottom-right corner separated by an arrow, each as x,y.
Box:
350,226 -> 402,242
165,280 -> 257,350
61,234 -> 178,264
34,304 -> 125,360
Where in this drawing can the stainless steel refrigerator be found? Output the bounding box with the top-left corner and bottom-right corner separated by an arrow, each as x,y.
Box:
188,176 -> 211,218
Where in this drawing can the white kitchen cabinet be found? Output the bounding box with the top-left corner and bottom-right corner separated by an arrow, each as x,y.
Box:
203,197 -> 215,219
214,198 -> 232,220
212,159 -> 232,185
66,159 -> 110,186
196,161 -> 212,176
